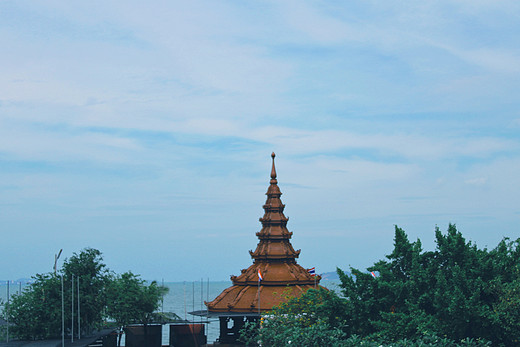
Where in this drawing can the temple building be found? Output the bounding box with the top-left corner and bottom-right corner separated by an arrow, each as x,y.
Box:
205,153 -> 323,344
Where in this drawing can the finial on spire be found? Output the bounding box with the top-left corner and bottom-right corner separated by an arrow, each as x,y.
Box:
271,152 -> 277,179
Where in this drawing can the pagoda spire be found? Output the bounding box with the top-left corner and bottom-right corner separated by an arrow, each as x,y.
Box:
249,152 -> 300,262
271,152 -> 277,181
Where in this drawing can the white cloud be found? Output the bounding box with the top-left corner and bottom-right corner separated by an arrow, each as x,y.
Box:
0,120 -> 142,163
465,177 -> 488,186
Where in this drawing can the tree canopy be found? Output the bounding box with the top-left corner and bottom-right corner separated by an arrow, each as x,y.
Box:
241,224 -> 520,346
62,248 -> 110,334
105,271 -> 169,346
3,248 -> 167,341
339,225 -> 520,345
5,273 -> 62,340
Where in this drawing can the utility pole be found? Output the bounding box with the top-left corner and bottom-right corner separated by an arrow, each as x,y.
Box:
161,278 -> 164,314
6,281 -> 9,343
77,276 -> 80,340
200,278 -> 203,324
71,274 -> 74,343
257,279 -> 261,315
61,275 -> 64,347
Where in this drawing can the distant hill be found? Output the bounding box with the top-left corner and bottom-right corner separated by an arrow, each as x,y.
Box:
320,270 -> 379,283
319,270 -> 355,281
320,271 -> 338,280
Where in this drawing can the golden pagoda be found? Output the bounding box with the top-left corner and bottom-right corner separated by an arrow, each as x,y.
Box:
205,153 -> 322,343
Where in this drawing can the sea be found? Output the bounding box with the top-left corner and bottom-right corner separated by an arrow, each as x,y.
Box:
1,279 -> 342,345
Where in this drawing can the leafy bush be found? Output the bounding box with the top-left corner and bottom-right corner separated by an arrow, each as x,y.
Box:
239,288 -> 347,346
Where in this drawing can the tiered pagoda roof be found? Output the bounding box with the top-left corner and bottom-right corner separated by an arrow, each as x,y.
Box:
206,153 -> 322,313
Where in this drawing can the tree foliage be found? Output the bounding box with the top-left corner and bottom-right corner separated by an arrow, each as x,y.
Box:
339,224 -> 520,345
5,274 -> 62,340
62,248 -> 110,334
239,288 -> 348,346
239,286 -> 490,346
240,224 -> 518,346
105,271 -> 169,346
3,248 -> 166,341
4,248 -> 109,340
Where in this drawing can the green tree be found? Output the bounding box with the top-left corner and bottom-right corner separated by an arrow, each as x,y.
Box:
105,271 -> 168,347
338,224 -> 520,345
238,286 -> 490,346
4,274 -> 62,339
239,225 -> 503,346
4,248 -> 110,340
62,248 -> 110,334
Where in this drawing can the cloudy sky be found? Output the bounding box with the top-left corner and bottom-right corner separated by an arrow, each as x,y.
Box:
1,1 -> 519,281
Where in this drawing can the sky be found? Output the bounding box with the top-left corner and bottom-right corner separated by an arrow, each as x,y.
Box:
1,1 -> 520,282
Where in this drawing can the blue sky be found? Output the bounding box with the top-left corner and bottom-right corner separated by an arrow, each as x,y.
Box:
1,1 -> 519,281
